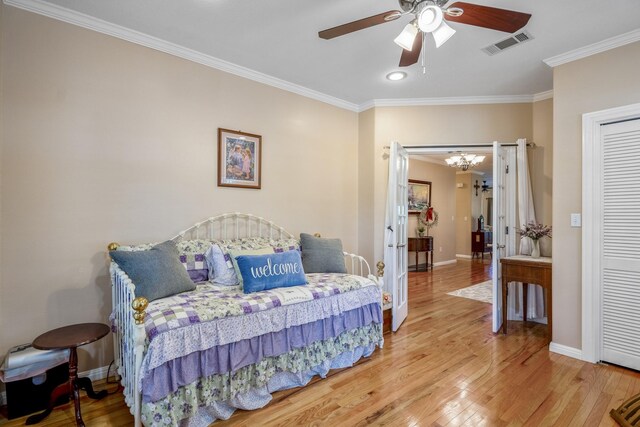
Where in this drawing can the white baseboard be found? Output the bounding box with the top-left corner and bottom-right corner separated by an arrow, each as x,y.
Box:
408,259 -> 457,270
549,342 -> 584,361
0,364 -> 111,406
434,259 -> 457,267
456,254 -> 472,259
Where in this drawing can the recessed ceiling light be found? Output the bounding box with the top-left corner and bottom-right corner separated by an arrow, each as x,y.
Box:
386,71 -> 407,81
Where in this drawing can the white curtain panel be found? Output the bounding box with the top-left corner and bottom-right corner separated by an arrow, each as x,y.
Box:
507,139 -> 547,323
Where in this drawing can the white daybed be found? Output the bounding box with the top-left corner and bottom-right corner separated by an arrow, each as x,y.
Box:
109,213 -> 384,426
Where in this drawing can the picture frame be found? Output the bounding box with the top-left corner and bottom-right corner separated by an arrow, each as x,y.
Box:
408,179 -> 432,214
217,128 -> 262,189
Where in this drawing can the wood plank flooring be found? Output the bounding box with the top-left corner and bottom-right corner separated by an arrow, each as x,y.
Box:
2,259 -> 639,426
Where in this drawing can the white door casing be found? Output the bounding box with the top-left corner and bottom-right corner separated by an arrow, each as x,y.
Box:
583,103 -> 640,365
492,142 -> 517,333
385,141 -> 410,331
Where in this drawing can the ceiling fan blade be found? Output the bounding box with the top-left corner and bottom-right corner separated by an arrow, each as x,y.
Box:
399,34 -> 423,67
319,10 -> 401,40
445,2 -> 531,33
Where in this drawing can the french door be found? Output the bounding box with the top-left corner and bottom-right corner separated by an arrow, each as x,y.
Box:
385,141 -> 409,331
492,142 -> 517,333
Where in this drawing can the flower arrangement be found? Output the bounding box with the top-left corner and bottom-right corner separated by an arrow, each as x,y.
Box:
518,222 -> 552,241
382,292 -> 392,304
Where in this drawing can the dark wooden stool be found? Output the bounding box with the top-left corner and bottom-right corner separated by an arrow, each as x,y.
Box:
25,323 -> 110,426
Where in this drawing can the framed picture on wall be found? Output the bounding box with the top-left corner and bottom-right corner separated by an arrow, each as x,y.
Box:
217,128 -> 262,189
408,179 -> 431,214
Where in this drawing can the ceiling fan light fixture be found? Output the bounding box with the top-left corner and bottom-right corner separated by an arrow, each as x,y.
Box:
444,7 -> 464,17
394,23 -> 419,51
417,5 -> 443,33
386,71 -> 407,81
432,21 -> 456,48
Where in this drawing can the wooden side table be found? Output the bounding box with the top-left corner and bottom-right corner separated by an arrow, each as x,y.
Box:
500,256 -> 552,342
26,323 -> 110,426
408,236 -> 434,271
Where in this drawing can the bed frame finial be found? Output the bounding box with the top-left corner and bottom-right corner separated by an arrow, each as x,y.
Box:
314,233 -> 321,237
132,297 -> 149,325
376,261 -> 385,278
108,242 -> 120,251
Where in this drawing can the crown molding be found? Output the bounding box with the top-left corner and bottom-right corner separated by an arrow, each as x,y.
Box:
358,94 -> 535,111
5,0 -> 554,114
532,90 -> 553,102
543,29 -> 640,68
3,0 -> 360,112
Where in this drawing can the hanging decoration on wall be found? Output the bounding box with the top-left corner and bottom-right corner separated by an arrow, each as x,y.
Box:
408,179 -> 432,214
217,128 -> 262,189
419,206 -> 439,236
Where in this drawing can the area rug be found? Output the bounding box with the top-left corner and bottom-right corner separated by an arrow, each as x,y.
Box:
446,280 -> 493,304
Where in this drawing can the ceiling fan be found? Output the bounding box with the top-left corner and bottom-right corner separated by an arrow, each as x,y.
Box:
318,0 -> 532,68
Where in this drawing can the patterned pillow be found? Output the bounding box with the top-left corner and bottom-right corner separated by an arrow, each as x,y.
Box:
236,251 -> 307,293
215,237 -> 300,253
271,237 -> 301,253
204,244 -> 238,286
176,240 -> 212,283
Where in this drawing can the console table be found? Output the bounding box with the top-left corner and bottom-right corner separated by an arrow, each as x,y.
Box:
500,256 -> 552,342
408,236 -> 433,271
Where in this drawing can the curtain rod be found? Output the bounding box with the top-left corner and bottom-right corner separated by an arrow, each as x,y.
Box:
383,142 -> 535,149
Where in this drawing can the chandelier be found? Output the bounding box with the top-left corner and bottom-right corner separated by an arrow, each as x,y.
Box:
445,153 -> 485,171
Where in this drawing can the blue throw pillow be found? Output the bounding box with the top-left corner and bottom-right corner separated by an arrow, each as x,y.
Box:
235,251 -> 307,293
110,240 -> 196,302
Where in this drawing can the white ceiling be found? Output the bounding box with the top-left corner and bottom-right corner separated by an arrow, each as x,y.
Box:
13,0 -> 640,107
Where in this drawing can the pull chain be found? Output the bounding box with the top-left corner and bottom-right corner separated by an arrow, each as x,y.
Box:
421,33 -> 427,74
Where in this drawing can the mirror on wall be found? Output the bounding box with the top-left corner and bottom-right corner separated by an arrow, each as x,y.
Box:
481,187 -> 493,229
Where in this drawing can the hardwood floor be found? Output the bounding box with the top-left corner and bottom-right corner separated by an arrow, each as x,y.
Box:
3,259 -> 639,426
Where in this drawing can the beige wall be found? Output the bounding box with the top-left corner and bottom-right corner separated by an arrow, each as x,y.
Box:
455,173 -> 472,256
552,41 -> 640,349
407,159 -> 456,265
532,98 -> 553,256
358,108 -> 376,266
0,7 -> 358,371
368,104 -> 534,265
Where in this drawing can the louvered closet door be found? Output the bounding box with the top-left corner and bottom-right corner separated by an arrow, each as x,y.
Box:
602,118 -> 640,370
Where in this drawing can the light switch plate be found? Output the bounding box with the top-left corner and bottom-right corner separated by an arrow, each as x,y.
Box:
571,213 -> 581,227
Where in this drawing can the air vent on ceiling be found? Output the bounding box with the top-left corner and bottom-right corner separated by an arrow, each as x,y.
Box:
482,30 -> 534,56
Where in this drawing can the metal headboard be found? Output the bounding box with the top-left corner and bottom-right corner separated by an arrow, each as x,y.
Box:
172,212 -> 294,242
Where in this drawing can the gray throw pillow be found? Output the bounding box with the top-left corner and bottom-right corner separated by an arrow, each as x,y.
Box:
110,240 -> 196,302
300,233 -> 347,274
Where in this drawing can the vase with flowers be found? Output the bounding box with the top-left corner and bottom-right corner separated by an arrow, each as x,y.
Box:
518,222 -> 552,258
